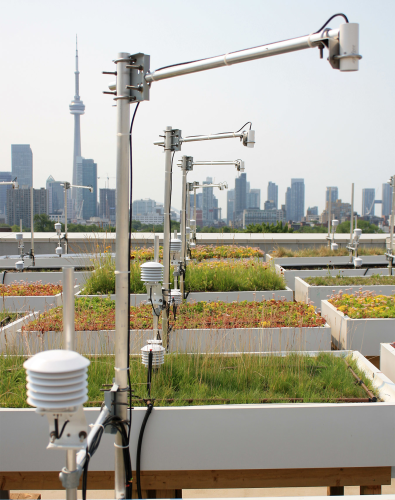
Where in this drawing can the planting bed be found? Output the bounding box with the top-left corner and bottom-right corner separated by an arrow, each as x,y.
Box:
268,246 -> 386,259
322,292 -> 395,355
0,270 -> 90,285
295,275 -> 395,310
2,350 -> 395,494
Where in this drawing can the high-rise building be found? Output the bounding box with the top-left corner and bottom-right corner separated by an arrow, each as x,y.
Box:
11,145 -> 32,189
69,38 -> 85,202
99,189 -> 116,224
285,187 -> 291,221
307,206 -> 319,216
267,182 -> 278,209
0,172 -> 12,217
133,198 -> 156,215
234,173 -> 247,225
382,183 -> 392,217
227,189 -> 235,225
46,175 -> 64,215
362,188 -> 375,216
6,188 -> 47,229
75,157 -> 97,220
247,188 -> 260,209
202,177 -> 218,225
286,179 -> 305,222
325,186 -> 339,209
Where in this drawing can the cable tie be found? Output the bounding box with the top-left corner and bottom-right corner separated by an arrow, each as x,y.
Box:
89,423 -> 105,430
307,33 -> 315,48
114,442 -> 129,449
115,366 -> 130,372
223,53 -> 230,66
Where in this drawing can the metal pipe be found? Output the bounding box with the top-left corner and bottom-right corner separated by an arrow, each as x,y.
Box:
180,168 -> 187,297
145,29 -> 340,83
194,187 -> 197,243
30,186 -> 34,256
76,404 -> 111,469
155,132 -> 243,146
63,266 -> 75,351
327,187 -> 332,247
389,178 -> 395,275
114,51 -> 131,500
154,234 -> 159,263
66,450 -> 77,500
64,187 -> 68,254
162,127 -> 173,347
187,160 -> 240,166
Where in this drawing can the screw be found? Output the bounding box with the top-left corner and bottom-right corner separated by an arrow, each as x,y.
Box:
79,431 -> 87,442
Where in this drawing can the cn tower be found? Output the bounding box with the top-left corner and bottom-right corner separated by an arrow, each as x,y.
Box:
69,36 -> 85,201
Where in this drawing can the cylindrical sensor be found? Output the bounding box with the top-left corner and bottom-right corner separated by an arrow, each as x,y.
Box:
339,23 -> 360,72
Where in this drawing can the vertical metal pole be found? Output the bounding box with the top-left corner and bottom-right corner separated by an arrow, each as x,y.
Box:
389,178 -> 395,275
64,187 -> 68,254
30,186 -> 34,256
194,187 -> 197,243
114,52 -> 131,500
350,183 -> 354,242
327,187 -> 331,247
63,265 -> 77,500
180,167 -> 187,297
154,234 -> 159,263
162,127 -> 173,345
63,266 -> 75,351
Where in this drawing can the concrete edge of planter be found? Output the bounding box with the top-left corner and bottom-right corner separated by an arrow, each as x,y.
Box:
352,350 -> 395,402
380,343 -> 395,386
0,284 -> 80,312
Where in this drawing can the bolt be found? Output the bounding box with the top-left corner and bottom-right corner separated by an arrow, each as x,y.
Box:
79,431 -> 87,442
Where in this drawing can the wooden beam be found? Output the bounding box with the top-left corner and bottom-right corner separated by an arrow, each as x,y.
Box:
0,467 -> 390,491
327,485 -> 344,495
360,485 -> 382,495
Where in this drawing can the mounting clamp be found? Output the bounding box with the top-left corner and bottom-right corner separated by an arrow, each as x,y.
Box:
126,53 -> 150,102
59,466 -> 82,489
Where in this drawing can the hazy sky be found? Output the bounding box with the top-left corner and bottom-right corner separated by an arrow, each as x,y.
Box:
1,0 -> 394,219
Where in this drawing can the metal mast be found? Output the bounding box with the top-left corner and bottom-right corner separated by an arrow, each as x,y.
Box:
69,36 -> 85,203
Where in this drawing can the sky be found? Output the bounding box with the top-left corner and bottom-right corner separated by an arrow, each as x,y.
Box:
0,0 -> 394,219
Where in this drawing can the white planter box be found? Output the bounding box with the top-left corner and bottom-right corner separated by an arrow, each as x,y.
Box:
380,343 -> 395,383
3,324 -> 331,355
2,351 -> 395,474
0,312 -> 39,353
266,253 -> 387,266
321,300 -> 395,356
275,264 -> 389,290
0,285 -> 80,313
295,276 -> 395,310
77,289 -> 293,305
0,270 -> 91,286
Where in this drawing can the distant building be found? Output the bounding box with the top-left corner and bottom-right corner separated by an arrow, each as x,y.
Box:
46,175 -> 64,215
226,189 -> 235,225
76,157 -> 97,220
325,187 -> 339,209
0,172 -> 12,217
6,188 -> 47,228
307,206 -> 318,216
243,208 -> 286,229
267,182 -> 278,209
247,188 -> 260,209
382,183 -> 392,217
234,173 -> 247,226
362,188 -> 375,216
99,189 -> 116,224
202,177 -> 218,226
289,179 -> 305,222
320,199 -> 352,225
264,200 -> 276,211
133,198 -> 156,215
11,145 -> 32,189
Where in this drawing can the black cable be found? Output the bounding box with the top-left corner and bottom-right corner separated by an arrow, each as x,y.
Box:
136,403 -> 154,500
2,270 -> 6,285
314,13 -> 349,33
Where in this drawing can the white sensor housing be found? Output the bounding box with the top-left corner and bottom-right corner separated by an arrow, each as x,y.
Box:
15,260 -> 24,271
56,246 -> 63,256
331,243 -> 338,251
354,257 -> 363,268
16,233 -> 23,241
332,219 -> 339,228
170,289 -> 182,305
243,130 -> 255,148
170,238 -> 182,252
55,222 -> 62,235
140,261 -> 164,283
339,23 -> 360,72
353,228 -> 362,241
141,339 -> 165,368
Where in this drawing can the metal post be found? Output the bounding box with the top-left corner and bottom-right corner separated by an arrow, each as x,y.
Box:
194,187 -> 197,243
154,234 -> 159,263
389,178 -> 395,275
162,127 -> 173,346
64,187 -> 68,254
327,187 -> 331,247
63,266 -> 75,351
114,52 -> 131,500
30,186 -> 34,257
180,167 -> 187,297
65,451 -> 77,500
349,183 -> 354,263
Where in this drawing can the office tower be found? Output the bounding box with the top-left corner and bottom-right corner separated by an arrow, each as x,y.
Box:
247,189 -> 260,209
307,206 -> 318,216
325,186 -> 339,209
132,198 -> 156,215
46,175 -> 64,215
76,157 -> 97,220
382,183 -> 393,217
287,178 -> 305,222
264,200 -> 276,210
234,173 -> 247,222
0,172 -> 12,217
11,145 -> 32,188
267,182 -> 278,209
202,177 -> 216,225
226,189 -> 234,225
362,188 -> 375,216
99,189 -> 116,224
285,187 -> 291,221
69,38 -> 85,201
6,188 -> 47,228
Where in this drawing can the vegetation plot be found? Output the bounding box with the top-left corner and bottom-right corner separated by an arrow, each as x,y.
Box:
83,257 -> 285,295
0,353 -> 377,408
305,275 -> 395,287
22,298 -> 326,332
329,292 -> 395,319
0,281 -> 62,297
270,246 -> 385,258
130,245 -> 264,262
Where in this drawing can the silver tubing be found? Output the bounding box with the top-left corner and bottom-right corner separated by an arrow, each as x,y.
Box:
327,187 -> 331,247
191,160 -> 238,166
65,450 -> 77,500
64,187 -> 68,254
114,51 -> 131,500
194,187 -> 197,242
162,127 -> 172,348
154,234 -> 159,262
349,183 -> 354,263
180,168 -> 187,297
30,186 -> 34,256
390,180 -> 395,275
145,29 -> 340,83
63,266 -> 75,351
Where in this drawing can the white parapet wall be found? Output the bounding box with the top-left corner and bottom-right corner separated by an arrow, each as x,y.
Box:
2,351 -> 395,475
295,277 -> 395,310
380,343 -> 395,384
321,300 -> 395,356
266,254 -> 388,267
2,324 -> 331,355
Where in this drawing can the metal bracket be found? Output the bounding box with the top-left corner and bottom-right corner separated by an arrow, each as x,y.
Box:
170,129 -> 182,151
127,53 -> 150,102
104,381 -> 118,434
180,156 -> 193,171
59,466 -> 82,489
